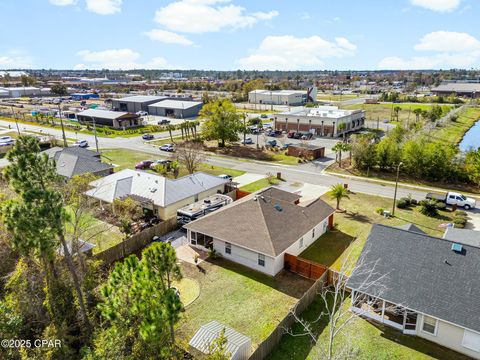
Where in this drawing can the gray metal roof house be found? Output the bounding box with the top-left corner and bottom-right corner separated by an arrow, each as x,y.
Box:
189,321 -> 251,360
148,99 -> 203,118
347,224 -> 480,358
111,95 -> 167,113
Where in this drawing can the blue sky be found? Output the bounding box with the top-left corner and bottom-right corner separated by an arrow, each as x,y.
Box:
0,0 -> 478,70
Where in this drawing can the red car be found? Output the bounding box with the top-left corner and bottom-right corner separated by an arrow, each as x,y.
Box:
135,160 -> 154,170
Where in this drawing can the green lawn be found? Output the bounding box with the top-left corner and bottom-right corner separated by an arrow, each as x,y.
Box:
239,177 -> 280,192
317,93 -> 359,101
176,258 -> 313,349
300,192 -> 453,272
100,148 -> 245,178
427,107 -> 480,145
268,297 -> 469,360
341,103 -> 454,124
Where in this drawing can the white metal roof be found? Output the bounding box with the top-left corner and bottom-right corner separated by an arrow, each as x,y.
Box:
250,89 -> 306,96
114,95 -> 167,103
149,99 -> 202,110
189,321 -> 251,357
85,169 -> 228,207
77,109 -> 130,119
279,105 -> 362,119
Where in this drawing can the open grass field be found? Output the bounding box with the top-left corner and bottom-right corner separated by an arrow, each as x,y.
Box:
299,192 -> 454,272
427,107 -> 480,146
268,297 -> 469,360
239,177 -> 280,192
317,93 -> 360,101
100,148 -> 245,178
176,258 -> 313,350
341,103 -> 454,124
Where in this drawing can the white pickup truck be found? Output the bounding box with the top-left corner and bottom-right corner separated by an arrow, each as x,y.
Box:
426,191 -> 476,210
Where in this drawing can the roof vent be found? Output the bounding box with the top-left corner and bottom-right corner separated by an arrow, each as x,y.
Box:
150,188 -> 157,193
273,204 -> 283,212
451,243 -> 463,253
253,196 -> 257,201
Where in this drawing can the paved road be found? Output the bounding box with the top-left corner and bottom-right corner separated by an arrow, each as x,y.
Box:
0,118 -> 456,202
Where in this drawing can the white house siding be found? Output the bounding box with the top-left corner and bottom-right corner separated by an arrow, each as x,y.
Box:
417,314 -> 480,359
213,238 -> 276,276
157,185 -> 225,220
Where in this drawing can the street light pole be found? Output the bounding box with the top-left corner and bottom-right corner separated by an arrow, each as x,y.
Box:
58,102 -> 67,147
92,116 -> 99,153
392,162 -> 403,216
243,113 -> 246,146
10,106 -> 20,135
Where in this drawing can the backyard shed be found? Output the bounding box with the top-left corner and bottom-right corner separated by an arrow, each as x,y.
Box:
189,321 -> 251,360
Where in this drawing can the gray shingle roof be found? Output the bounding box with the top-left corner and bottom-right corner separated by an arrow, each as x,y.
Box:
443,227 -> 480,248
393,223 -> 426,234
184,188 -> 334,257
347,224 -> 480,333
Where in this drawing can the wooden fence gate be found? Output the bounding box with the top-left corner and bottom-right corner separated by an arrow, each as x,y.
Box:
284,253 -> 327,280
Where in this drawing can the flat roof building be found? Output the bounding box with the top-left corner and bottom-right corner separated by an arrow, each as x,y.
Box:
76,109 -> 140,129
248,87 -> 317,106
0,86 -> 41,98
148,99 -> 203,118
275,106 -> 365,137
431,82 -> 480,98
111,95 -> 167,113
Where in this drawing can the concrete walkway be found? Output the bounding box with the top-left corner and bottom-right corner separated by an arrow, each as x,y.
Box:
233,173 -> 265,187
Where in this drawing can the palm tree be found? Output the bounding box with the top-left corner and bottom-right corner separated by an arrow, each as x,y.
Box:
413,108 -> 422,123
166,124 -> 176,143
329,183 -> 350,211
393,106 -> 401,121
337,123 -> 347,140
332,142 -> 350,168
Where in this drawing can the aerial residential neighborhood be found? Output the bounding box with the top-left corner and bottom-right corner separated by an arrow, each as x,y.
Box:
1,1 -> 480,360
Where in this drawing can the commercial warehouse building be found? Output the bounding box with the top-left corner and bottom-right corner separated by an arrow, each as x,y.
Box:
111,95 -> 167,113
431,82 -> 480,98
148,99 -> 203,118
0,86 -> 42,97
274,106 -> 365,137
248,87 -> 317,106
76,109 -> 141,129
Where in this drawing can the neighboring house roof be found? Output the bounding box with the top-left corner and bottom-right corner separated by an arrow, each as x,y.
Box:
43,147 -> 113,178
77,109 -> 135,119
443,227 -> 480,248
432,83 -> 480,93
257,187 -> 301,203
393,223 -> 426,234
85,169 -> 228,207
347,224 -> 480,333
189,321 -> 251,357
149,99 -> 202,109
184,188 -> 335,257
114,95 -> 167,103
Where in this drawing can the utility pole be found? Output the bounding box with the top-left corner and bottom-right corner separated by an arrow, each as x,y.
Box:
92,116 -> 99,153
392,162 -> 403,216
57,102 -> 67,147
10,106 -> 20,135
243,113 -> 247,146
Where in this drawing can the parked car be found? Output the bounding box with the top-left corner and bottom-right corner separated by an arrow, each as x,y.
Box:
241,137 -> 253,145
260,114 -> 268,119
136,111 -> 148,116
158,119 -> 171,125
282,143 -> 291,150
218,174 -> 233,181
73,140 -> 88,148
293,132 -> 302,139
151,159 -> 172,168
266,139 -> 277,147
301,133 -> 313,140
287,131 -> 296,138
149,216 -> 160,225
159,144 -> 175,152
142,133 -> 154,140
0,136 -> 14,146
135,160 -> 154,170
266,130 -> 282,137
426,192 -> 476,210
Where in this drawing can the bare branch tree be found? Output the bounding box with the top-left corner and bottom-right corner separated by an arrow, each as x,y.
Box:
175,141 -> 206,174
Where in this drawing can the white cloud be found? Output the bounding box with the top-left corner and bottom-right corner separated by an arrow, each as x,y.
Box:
414,31 -> 480,52
144,29 -> 193,46
378,30 -> 480,69
238,35 -> 356,70
75,48 -> 172,69
49,0 -> 77,5
0,54 -> 33,69
410,0 -> 461,12
85,0 -> 122,15
154,0 -> 278,34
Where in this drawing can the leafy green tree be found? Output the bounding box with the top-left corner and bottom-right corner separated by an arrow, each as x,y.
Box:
376,138 -> 400,170
200,99 -> 243,147
351,137 -> 377,171
329,183 -> 349,211
413,108 -> 423,123
207,328 -> 231,360
465,149 -> 480,187
51,84 -> 68,96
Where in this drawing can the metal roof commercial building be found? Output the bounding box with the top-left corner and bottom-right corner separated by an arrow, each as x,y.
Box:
248,87 -> 317,106
111,95 -> 167,113
148,99 -> 203,118
431,83 -> 480,98
0,86 -> 41,98
76,109 -> 141,129
274,106 -> 365,137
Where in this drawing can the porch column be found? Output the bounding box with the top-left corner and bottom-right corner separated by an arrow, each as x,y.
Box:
332,121 -> 336,137
321,120 -> 324,136
309,119 -> 312,132
381,300 -> 385,322
297,119 -> 300,132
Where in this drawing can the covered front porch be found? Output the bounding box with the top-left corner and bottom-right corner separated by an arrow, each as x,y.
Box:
351,290 -> 418,335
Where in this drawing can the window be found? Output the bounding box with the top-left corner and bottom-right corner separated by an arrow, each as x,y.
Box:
299,238 -> 304,249
463,329 -> 480,352
191,232 -> 196,244
422,315 -> 438,335
225,242 -> 231,255
312,228 -> 315,238
258,253 -> 265,267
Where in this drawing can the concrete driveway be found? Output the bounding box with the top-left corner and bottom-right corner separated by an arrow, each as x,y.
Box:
466,209 -> 480,230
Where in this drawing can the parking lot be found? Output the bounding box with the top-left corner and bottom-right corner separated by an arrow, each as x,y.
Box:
142,114 -> 197,126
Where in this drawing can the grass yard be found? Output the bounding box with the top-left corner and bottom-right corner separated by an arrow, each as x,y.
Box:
317,93 -> 359,101
100,148 -> 245,178
300,192 -> 454,272
268,297 -> 469,360
341,103 -> 454,124
176,258 -> 313,350
239,177 -> 280,192
173,278 -> 200,307
427,107 -> 480,146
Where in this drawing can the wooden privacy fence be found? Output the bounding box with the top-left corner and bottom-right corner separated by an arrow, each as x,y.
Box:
284,253 -> 328,280
94,217 -> 178,265
236,189 -> 251,199
248,270 -> 329,360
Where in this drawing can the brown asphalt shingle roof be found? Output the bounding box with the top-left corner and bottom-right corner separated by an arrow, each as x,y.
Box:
184,188 -> 334,257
